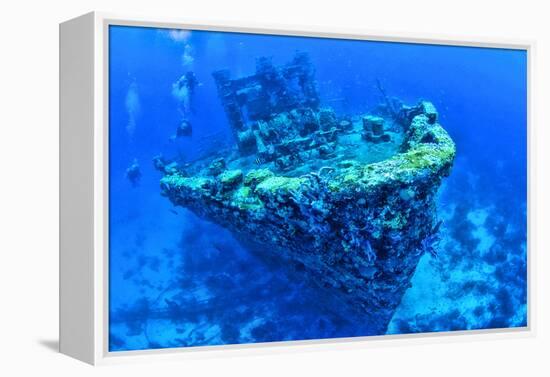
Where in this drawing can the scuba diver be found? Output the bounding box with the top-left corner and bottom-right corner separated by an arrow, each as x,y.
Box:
125,159 -> 141,187
172,71 -> 198,115
170,71 -> 198,141
169,118 -> 193,142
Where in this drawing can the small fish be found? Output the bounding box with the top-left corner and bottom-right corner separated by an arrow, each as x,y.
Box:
255,157 -> 264,165
169,209 -> 178,215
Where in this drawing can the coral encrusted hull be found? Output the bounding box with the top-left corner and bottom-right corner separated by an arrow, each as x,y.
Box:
160,102 -> 455,335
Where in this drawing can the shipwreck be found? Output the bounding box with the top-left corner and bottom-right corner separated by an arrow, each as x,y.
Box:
156,52 -> 456,335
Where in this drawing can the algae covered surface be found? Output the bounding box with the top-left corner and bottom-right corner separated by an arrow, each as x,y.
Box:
108,25 -> 527,351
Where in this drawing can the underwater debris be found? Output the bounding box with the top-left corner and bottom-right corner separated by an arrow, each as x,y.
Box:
159,53 -> 456,334
126,159 -> 142,187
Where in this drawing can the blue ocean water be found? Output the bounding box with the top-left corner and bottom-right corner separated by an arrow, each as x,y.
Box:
108,25 -> 527,351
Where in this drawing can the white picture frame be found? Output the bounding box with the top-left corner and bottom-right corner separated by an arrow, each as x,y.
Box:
59,11 -> 535,365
